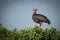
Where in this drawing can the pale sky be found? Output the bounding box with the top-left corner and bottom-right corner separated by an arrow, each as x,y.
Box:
0,0 -> 60,31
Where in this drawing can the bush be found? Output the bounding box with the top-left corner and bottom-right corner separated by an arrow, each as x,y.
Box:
0,24 -> 60,40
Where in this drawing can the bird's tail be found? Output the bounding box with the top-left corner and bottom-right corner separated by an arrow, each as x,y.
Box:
47,19 -> 50,25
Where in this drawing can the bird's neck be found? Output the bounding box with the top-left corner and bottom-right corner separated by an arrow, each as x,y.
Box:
33,12 -> 36,14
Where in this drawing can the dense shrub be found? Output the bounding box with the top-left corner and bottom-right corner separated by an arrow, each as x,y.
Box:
0,24 -> 60,40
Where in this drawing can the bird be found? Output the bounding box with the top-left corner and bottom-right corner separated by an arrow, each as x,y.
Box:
32,8 -> 50,27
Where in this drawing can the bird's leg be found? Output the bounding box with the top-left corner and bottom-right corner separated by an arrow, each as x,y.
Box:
40,22 -> 42,27
40,24 -> 41,27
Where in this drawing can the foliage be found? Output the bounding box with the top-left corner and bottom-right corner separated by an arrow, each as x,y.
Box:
0,24 -> 60,40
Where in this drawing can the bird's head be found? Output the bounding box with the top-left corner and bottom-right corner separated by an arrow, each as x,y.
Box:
32,8 -> 37,12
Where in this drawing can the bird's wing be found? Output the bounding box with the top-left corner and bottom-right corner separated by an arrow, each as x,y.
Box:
34,14 -> 47,21
35,14 -> 50,24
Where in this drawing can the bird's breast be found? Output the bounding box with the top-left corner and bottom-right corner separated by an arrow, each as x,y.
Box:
32,15 -> 40,23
